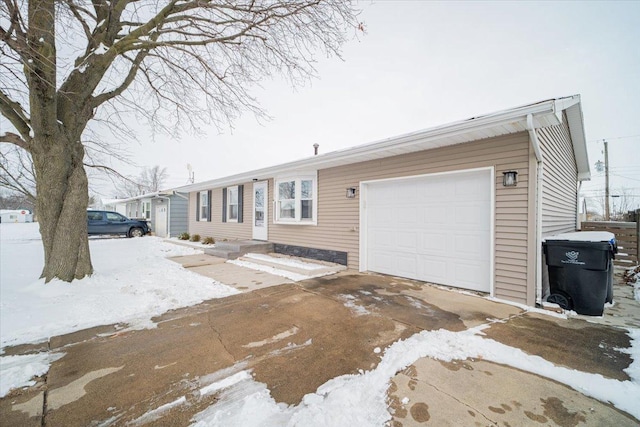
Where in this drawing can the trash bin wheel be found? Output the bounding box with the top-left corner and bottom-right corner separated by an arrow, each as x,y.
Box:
547,290 -> 573,310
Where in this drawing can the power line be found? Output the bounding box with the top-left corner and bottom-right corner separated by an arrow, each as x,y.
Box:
588,134 -> 640,142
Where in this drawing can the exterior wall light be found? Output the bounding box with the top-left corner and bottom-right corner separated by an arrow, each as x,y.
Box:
346,187 -> 357,198
502,171 -> 518,187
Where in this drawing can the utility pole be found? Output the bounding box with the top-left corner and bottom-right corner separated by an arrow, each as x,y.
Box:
604,140 -> 610,221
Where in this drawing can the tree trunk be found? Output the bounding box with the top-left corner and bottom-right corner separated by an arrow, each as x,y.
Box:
33,134 -> 93,282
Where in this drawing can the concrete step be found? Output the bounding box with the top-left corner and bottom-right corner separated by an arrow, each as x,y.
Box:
204,240 -> 274,260
237,254 -> 346,277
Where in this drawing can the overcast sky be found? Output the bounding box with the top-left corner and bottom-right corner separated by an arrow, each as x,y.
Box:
101,1 -> 640,211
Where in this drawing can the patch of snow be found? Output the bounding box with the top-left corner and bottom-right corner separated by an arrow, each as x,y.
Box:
190,327 -> 640,425
242,327 -> 300,348
200,371 -> 253,396
488,296 -> 568,320
228,259 -> 316,282
338,294 -> 371,316
373,347 -> 381,354
243,253 -> 328,271
0,352 -> 65,397
129,396 -> 186,426
164,237 -> 215,249
401,397 -> 410,405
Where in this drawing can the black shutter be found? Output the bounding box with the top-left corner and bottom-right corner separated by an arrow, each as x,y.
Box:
207,190 -> 212,222
196,192 -> 200,221
237,185 -> 244,223
222,188 -> 227,223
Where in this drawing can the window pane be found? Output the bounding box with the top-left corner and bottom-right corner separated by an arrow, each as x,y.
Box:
229,205 -> 238,220
279,200 -> 295,218
301,180 -> 313,198
201,206 -> 207,219
255,189 -> 264,208
301,200 -> 313,219
278,181 -> 295,200
229,188 -> 238,204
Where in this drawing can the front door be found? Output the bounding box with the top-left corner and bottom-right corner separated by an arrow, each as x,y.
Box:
155,205 -> 168,237
252,181 -> 268,241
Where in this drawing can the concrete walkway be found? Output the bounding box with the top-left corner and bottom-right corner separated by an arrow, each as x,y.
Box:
1,259 -> 637,426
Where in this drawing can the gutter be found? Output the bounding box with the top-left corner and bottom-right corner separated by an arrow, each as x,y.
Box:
526,114 -> 544,306
176,98 -> 575,193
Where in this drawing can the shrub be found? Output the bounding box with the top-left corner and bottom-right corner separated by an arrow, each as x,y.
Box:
189,234 -> 201,242
202,236 -> 215,245
178,232 -> 190,240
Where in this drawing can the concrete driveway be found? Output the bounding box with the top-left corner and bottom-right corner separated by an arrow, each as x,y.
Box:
1,263 -> 638,426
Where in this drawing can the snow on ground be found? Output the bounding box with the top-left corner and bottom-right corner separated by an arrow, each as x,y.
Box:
0,223 -> 238,396
0,352 -> 65,397
243,253 -> 330,271
228,257 -> 335,282
189,326 -> 640,426
2,222 -> 640,424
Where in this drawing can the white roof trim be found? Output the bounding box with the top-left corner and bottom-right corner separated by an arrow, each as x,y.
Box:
177,95 -> 590,192
115,190 -> 180,203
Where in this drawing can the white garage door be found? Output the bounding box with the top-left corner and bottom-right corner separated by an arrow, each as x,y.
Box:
364,169 -> 492,292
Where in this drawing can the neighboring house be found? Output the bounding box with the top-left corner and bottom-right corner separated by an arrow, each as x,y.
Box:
111,191 -> 189,238
102,199 -> 127,215
176,95 -> 589,308
0,209 -> 34,223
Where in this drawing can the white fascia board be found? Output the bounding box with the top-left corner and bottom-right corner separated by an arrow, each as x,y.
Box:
565,101 -> 591,181
177,96 -> 581,193
116,191 -> 177,203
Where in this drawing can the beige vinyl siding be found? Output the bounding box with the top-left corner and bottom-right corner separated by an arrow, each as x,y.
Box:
267,132 -> 532,303
188,185 -> 253,240
538,116 -> 579,237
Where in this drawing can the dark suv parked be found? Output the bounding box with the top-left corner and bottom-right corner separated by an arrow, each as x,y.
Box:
87,210 -> 151,237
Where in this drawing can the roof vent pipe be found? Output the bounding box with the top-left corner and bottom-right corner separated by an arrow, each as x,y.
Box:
313,143 -> 319,155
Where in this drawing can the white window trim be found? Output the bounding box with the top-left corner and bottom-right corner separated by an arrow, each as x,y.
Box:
199,191 -> 209,222
226,185 -> 239,223
274,171 -> 318,225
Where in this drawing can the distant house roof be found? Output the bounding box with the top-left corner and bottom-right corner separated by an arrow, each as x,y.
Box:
109,190 -> 187,204
176,95 -> 590,192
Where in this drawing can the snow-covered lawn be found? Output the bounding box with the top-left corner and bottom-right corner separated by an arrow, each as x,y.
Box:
1,222 -> 639,425
0,223 -> 238,396
0,223 -> 238,349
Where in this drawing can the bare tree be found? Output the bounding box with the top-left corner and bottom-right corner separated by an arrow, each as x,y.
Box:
0,0 -> 359,282
117,165 -> 168,197
141,165 -> 168,193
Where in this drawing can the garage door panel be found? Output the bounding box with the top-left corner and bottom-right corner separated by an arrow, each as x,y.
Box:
419,258 -> 447,282
396,256 -> 418,277
366,169 -> 491,292
397,231 -> 418,250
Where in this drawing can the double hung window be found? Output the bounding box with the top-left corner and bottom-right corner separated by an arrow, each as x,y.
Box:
275,173 -> 317,224
199,191 -> 209,221
227,186 -> 239,222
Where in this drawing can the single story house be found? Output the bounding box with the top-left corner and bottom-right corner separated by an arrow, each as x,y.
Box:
176,95 -> 590,307
0,209 -> 34,223
102,199 -> 127,215
112,191 -> 189,238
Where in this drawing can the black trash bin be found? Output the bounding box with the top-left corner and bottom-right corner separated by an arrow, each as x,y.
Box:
543,232 -> 616,316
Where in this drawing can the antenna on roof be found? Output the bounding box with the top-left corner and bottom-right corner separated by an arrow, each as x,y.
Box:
313,143 -> 319,156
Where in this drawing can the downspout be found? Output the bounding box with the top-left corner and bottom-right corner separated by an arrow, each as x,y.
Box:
576,181 -> 583,230
526,113 -> 544,305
